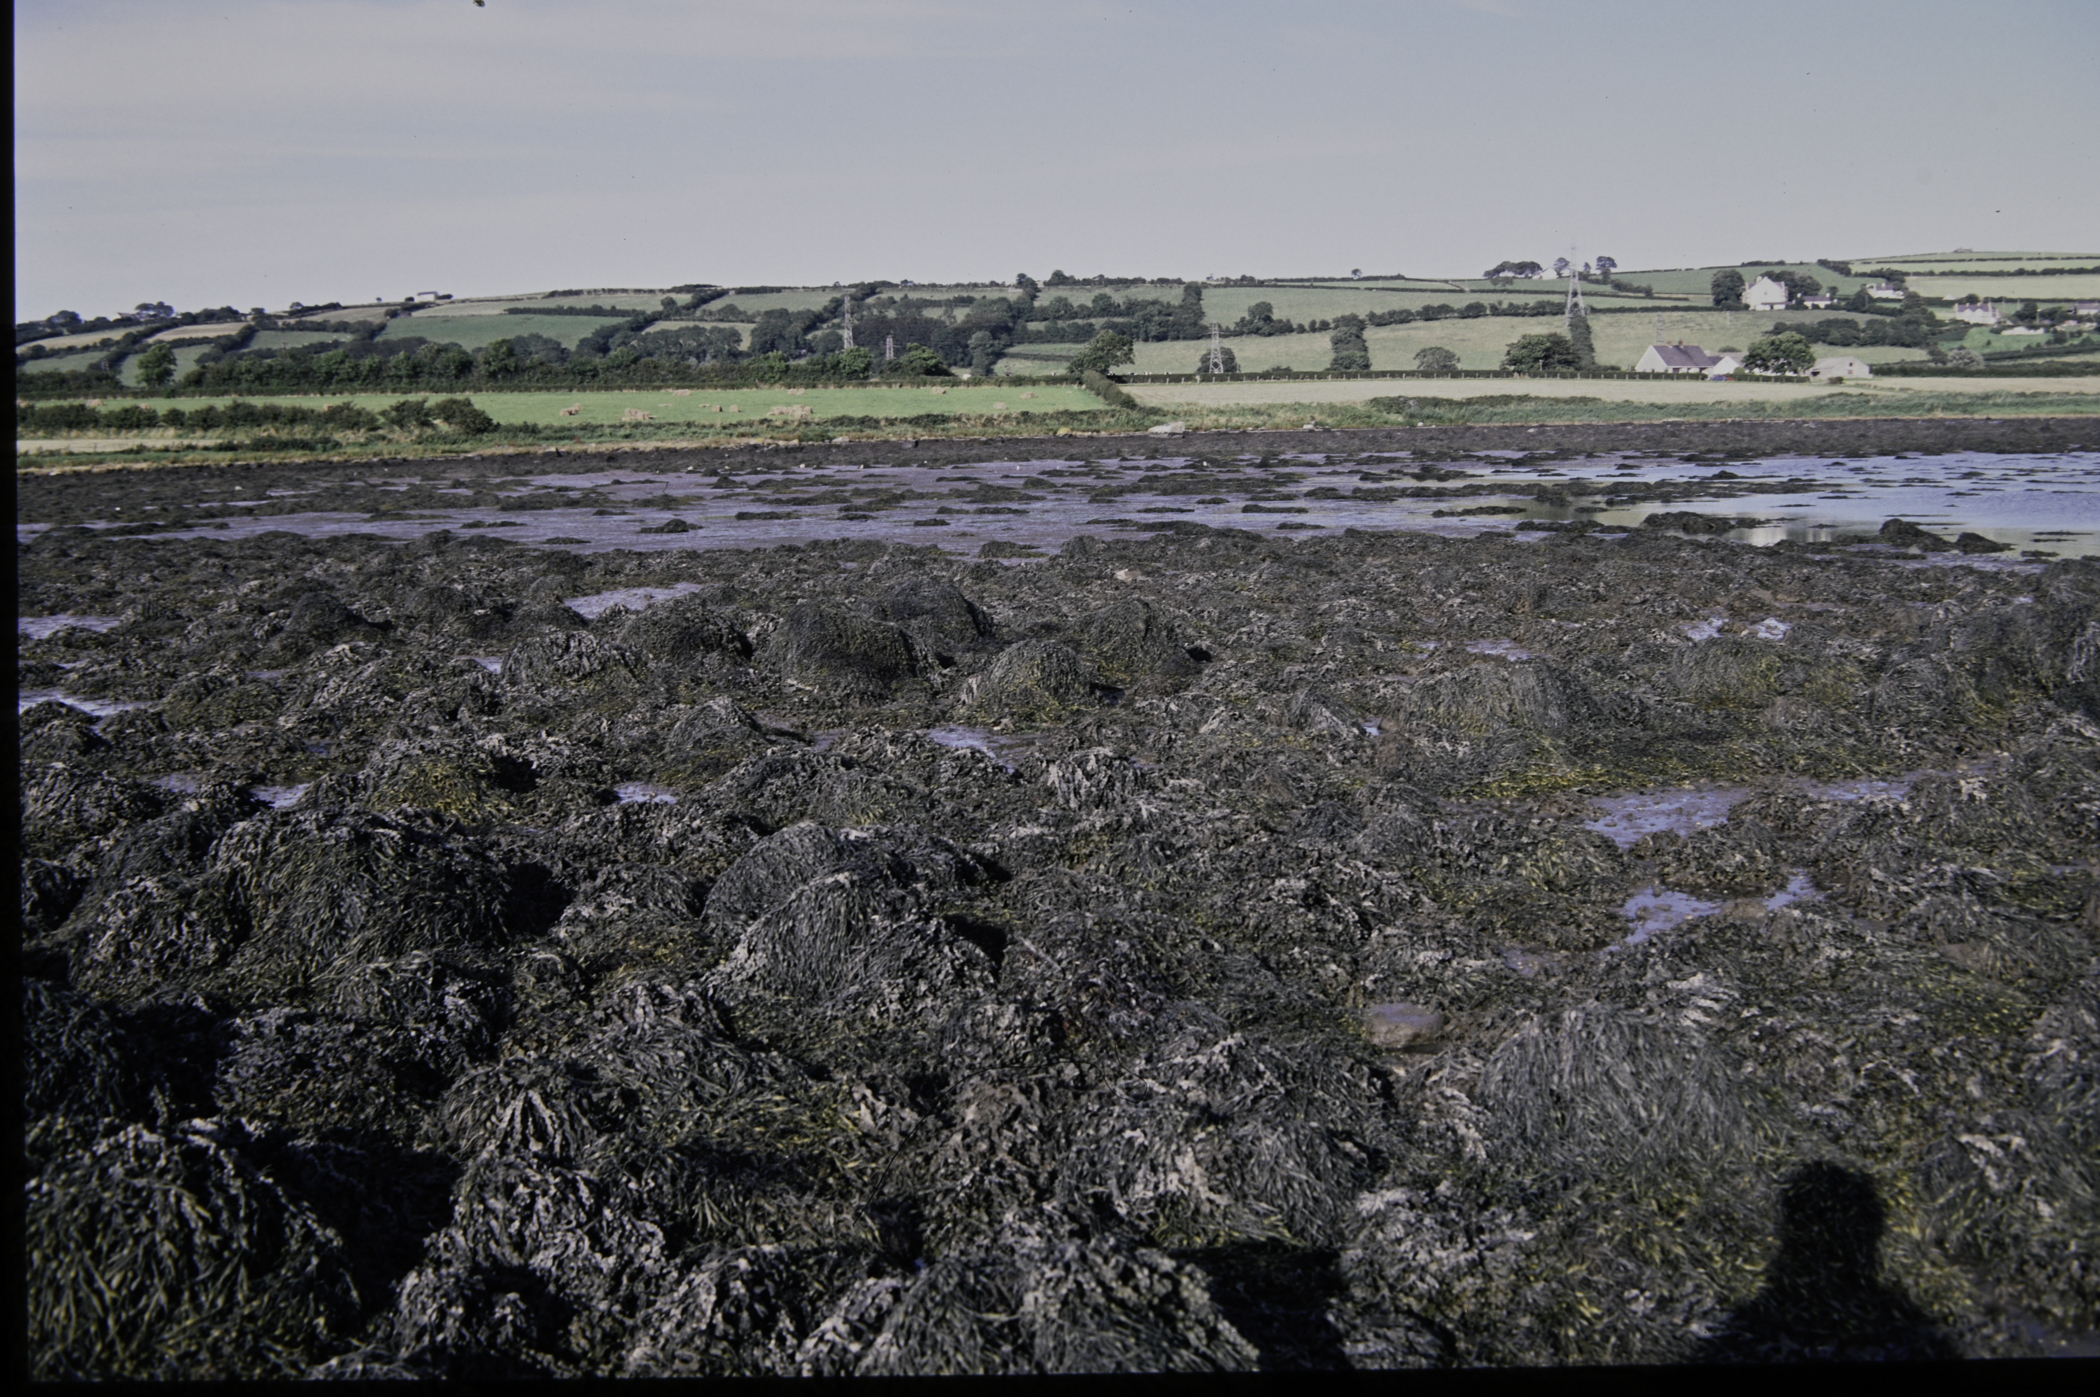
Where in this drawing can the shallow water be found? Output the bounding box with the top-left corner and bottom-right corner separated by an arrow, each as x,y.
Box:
17,689 -> 153,717
1584,774 -> 1919,848
925,724 -> 1035,772
1464,639 -> 1537,660
17,614 -> 123,639
614,782 -> 679,805
564,582 -> 708,620
1585,787 -> 1753,848
19,449 -> 2099,560
1616,869 -> 1822,944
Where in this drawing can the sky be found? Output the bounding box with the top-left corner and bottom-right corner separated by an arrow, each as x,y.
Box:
15,0 -> 2100,319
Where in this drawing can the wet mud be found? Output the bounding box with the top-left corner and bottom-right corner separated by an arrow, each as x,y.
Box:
18,429 -> 2100,1375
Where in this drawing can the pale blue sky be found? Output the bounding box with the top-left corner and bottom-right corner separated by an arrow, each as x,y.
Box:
15,0 -> 2098,318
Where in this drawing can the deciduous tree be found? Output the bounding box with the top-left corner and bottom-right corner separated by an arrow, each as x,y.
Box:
1502,333 -> 1582,371
1741,332 -> 1814,375
1068,329 -> 1134,377
132,343 -> 177,389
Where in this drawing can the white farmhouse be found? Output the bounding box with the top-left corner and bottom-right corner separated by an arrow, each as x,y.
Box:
1705,350 -> 1750,378
1865,282 -> 1906,300
1952,301 -> 2002,325
1634,343 -> 1721,374
1798,292 -> 1837,310
1742,276 -> 1790,312
1809,356 -> 1873,379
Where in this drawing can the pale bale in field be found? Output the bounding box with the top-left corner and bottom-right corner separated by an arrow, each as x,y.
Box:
765,405 -> 814,419
560,405 -> 583,417
622,408 -> 656,422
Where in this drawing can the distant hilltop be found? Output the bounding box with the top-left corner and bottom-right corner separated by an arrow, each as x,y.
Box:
17,252 -> 2099,390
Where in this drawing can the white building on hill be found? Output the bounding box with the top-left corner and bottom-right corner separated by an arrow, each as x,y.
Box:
1635,343 -> 1721,374
1952,301 -> 2002,325
1809,356 -> 1873,379
1742,276 -> 1790,312
1865,282 -> 1906,300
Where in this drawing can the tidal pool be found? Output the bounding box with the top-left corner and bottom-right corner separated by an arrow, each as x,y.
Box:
21,449 -> 2098,559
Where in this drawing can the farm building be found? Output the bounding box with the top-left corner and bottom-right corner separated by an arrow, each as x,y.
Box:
1798,292 -> 1837,309
1633,343 -> 1722,375
1742,276 -> 1790,312
2074,301 -> 2100,317
1809,355 -> 1873,379
1865,282 -> 1906,300
1952,301 -> 2003,325
1705,350 -> 1750,378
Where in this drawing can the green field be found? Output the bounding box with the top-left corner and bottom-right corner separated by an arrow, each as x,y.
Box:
1905,274 -> 2100,302
378,312 -> 628,350
244,329 -> 355,352
1612,263 -> 1877,299
1125,374 -> 2100,411
1860,250 -> 2096,269
146,323 -> 246,344
119,343 -> 215,388
53,382 -> 1104,427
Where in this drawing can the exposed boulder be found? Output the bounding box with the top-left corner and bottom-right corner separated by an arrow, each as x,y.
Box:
955,639 -> 1096,722
774,601 -> 920,701
1067,597 -> 1196,690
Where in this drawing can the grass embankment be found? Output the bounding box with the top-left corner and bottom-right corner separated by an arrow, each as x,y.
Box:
17,376 -> 2100,472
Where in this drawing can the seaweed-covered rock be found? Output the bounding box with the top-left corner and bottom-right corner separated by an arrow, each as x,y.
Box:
1067,597 -> 1195,690
956,638 -> 1096,721
774,601 -> 920,700
20,764 -> 166,860
359,735 -> 539,823
162,667 -> 285,728
622,1246 -> 817,1377
204,809 -> 540,1002
616,594 -> 752,668
65,869 -> 249,1003
1401,662 -> 1570,737
19,702 -> 107,761
878,578 -> 997,655
22,858 -> 85,938
703,823 -> 997,1031
1477,1003 -> 1758,1177
844,1230 -> 1260,1375
23,979 -> 151,1121
26,1117 -> 363,1380
500,631 -> 645,708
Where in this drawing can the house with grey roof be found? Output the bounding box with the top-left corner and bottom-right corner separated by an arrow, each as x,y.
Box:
1634,343 -> 1721,374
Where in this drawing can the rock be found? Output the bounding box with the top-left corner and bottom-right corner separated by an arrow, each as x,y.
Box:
877,578 -> 996,654
1879,517 -> 1954,551
1362,1002 -> 1445,1050
956,639 -> 1096,721
1067,597 -> 1197,690
774,601 -> 920,700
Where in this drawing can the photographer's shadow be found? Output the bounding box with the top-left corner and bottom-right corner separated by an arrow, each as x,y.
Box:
1696,1161 -> 1957,1363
